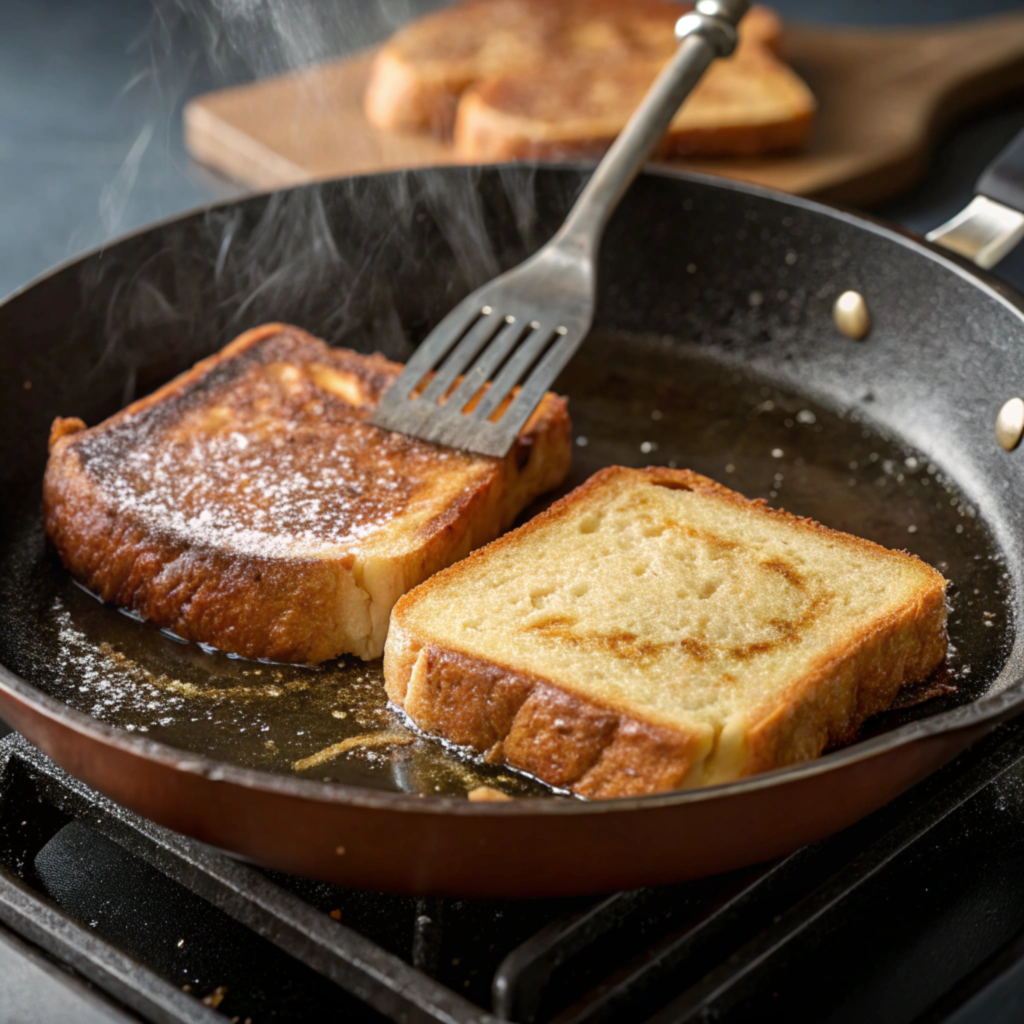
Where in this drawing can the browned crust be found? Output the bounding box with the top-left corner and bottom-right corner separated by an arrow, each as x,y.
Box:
53,324 -> 317,446
454,101 -> 814,162
43,324 -> 571,664
740,579 -> 948,776
44,469 -> 354,663
385,630 -> 706,798
385,466 -> 948,798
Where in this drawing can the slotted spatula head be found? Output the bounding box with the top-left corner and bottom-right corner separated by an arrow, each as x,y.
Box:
370,245 -> 593,457
370,0 -> 749,457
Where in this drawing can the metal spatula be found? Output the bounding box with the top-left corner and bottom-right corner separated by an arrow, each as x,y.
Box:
370,0 -> 749,458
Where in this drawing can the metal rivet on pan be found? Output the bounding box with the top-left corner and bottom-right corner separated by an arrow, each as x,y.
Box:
833,290 -> 871,340
996,398 -> 1024,451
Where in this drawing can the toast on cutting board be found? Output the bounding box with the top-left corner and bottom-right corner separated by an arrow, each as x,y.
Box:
43,324 -> 572,664
364,0 -> 815,160
384,466 -> 948,798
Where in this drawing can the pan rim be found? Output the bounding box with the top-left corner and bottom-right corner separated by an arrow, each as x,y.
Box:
2,160 -> 1022,816
0,656 -> 1015,815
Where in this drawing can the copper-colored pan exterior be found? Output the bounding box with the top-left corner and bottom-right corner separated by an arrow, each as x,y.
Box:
0,664 -> 1011,896
2,164 -> 1024,895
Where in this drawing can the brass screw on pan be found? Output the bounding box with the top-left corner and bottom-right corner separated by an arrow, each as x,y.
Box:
833,291 -> 871,340
996,398 -> 1024,451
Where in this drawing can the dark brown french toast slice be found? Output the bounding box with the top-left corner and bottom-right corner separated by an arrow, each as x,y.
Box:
44,324 -> 572,663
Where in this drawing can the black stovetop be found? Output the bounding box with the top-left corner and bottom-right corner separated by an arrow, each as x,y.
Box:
5,723 -> 1024,1024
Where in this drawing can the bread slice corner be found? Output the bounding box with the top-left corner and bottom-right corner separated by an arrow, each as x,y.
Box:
384,466 -> 948,797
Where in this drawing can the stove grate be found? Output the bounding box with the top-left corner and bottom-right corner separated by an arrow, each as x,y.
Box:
2,729 -> 1024,1023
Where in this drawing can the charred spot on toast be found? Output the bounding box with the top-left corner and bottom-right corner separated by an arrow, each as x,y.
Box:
60,326 -> 484,552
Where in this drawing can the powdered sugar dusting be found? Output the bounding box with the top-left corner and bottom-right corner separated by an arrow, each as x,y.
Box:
71,331 -> 485,558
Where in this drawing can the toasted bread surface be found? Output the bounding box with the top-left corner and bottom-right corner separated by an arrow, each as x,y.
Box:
43,324 -> 571,663
455,46 -> 815,162
364,1 -> 812,159
385,467 -> 948,798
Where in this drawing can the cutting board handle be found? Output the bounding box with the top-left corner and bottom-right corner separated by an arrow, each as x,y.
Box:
892,11 -> 1024,127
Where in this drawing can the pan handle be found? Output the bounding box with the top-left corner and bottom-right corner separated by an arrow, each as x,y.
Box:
926,128 -> 1024,269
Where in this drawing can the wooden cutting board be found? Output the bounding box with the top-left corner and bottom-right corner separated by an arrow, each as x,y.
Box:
184,11 -> 1024,207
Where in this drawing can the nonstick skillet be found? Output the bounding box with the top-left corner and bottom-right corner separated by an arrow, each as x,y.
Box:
2,132 -> 1024,897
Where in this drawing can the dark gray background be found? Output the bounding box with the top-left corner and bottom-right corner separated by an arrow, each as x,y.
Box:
2,0 -> 1024,302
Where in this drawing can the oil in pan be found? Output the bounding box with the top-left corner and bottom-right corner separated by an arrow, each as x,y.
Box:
0,335 -> 1012,798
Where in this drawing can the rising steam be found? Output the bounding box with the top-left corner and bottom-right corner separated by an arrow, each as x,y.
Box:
96,0 -> 439,239
78,0 -> 580,400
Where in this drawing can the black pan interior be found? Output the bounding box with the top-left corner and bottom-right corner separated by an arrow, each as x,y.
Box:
0,166 -> 1018,799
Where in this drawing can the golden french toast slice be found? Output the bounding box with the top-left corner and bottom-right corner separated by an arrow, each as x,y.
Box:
385,466 -> 947,798
455,43 -> 815,162
43,324 -> 571,664
363,0 -> 813,159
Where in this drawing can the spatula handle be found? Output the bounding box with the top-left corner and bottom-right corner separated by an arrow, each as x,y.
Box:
927,127 -> 1024,269
553,0 -> 749,258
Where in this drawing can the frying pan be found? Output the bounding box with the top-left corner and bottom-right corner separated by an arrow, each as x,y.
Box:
1,129 -> 1024,897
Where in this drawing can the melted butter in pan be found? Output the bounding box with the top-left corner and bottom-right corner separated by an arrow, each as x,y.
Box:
1,334 -> 1012,798
39,577 -> 552,797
